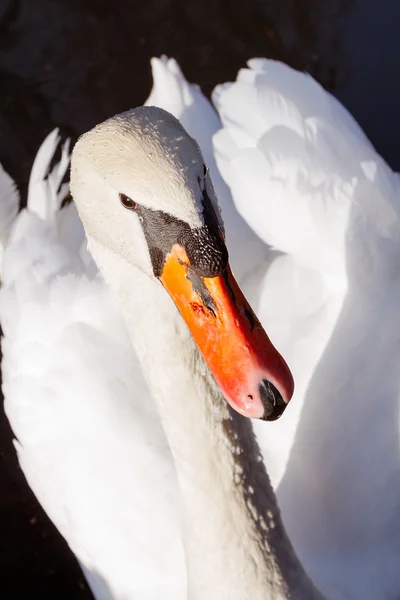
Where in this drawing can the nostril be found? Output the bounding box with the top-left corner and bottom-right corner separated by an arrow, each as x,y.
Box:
258,379 -> 287,421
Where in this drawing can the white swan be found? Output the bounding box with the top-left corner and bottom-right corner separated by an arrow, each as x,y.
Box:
1,109 -> 316,600
2,56 -> 400,600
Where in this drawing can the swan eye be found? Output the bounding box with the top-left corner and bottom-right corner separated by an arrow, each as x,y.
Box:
120,194 -> 139,210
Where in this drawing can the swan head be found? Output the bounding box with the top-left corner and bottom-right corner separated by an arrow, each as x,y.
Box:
71,106 -> 294,420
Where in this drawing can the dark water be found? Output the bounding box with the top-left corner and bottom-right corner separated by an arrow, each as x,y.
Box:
0,0 -> 399,597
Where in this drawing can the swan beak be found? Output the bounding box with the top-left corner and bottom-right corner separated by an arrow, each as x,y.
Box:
160,244 -> 294,420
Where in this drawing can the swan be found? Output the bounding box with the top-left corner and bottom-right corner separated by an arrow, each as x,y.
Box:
2,56 -> 400,600
1,111 -> 320,600
2,60 -> 284,600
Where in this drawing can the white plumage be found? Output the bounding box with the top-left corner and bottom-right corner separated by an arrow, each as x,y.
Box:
212,58 -> 400,600
1,131 -> 185,600
1,56 -> 400,600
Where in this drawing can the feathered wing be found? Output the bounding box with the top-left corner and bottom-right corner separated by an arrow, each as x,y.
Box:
210,60 -> 349,486
211,58 -> 400,485
1,131 -> 186,600
212,59 -> 397,276
214,58 -> 400,600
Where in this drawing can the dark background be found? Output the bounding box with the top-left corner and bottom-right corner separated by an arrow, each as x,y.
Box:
1,0 -> 399,598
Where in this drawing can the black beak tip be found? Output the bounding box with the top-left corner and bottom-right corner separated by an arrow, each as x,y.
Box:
258,379 -> 287,422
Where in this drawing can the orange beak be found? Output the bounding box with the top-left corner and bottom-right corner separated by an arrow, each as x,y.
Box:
160,244 -> 294,420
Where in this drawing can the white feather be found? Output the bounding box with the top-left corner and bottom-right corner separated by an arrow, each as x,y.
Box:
1,133 -> 185,600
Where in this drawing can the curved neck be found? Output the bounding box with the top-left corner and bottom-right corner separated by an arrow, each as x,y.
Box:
89,238 -> 325,600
